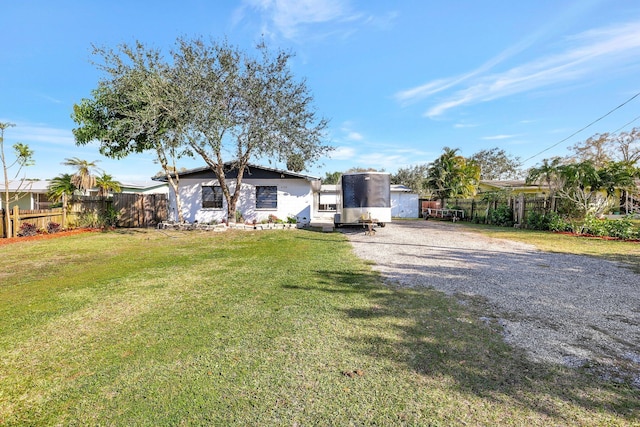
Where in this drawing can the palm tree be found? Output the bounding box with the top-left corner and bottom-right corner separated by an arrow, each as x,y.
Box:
526,157 -> 563,193
46,173 -> 77,203
95,173 -> 122,197
426,147 -> 480,206
63,157 -> 101,194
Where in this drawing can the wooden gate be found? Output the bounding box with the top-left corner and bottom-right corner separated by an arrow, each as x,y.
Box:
113,193 -> 168,228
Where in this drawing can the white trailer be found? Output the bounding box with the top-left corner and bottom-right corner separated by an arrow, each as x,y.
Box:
334,172 -> 391,227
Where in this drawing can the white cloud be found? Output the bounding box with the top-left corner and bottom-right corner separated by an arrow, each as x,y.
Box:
239,0 -> 360,39
329,146 -> 356,160
9,124 -> 75,146
454,123 -> 478,129
399,19 -> 640,118
482,134 -> 518,140
346,131 -> 363,141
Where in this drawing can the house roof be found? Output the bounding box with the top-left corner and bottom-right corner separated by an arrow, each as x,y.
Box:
153,163 -> 320,182
0,180 -> 51,192
1,179 -> 167,193
479,180 -> 543,191
120,181 -> 168,191
391,184 -> 412,193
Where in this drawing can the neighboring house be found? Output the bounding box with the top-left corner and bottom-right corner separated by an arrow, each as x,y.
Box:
120,181 -> 169,195
0,180 -> 53,210
155,164 -> 321,225
316,183 -> 419,220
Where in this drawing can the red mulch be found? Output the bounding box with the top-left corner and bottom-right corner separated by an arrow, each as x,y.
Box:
0,228 -> 101,246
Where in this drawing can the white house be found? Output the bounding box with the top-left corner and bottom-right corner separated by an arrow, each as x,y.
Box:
157,164 -> 321,225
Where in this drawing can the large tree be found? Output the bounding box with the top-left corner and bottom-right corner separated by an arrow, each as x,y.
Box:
470,147 -> 522,180
569,133 -> 612,168
1,122 -> 35,237
73,37 -> 331,222
425,147 -> 480,206
172,37 -> 330,221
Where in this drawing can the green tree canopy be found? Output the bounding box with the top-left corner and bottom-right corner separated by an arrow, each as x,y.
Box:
426,147 -> 480,204
391,164 -> 429,195
47,173 -> 77,203
95,173 -> 122,197
322,171 -> 341,185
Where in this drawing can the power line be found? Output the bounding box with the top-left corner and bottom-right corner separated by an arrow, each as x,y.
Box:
521,90 -> 640,165
612,113 -> 640,134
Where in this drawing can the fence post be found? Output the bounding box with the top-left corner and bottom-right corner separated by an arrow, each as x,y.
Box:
12,205 -> 20,237
518,193 -> 525,225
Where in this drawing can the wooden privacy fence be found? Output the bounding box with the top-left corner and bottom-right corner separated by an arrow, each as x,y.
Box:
448,194 -> 555,225
1,193 -> 168,238
0,207 -> 65,238
113,193 -> 168,228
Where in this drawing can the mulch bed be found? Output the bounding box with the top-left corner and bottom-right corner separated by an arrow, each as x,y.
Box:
0,228 -> 100,246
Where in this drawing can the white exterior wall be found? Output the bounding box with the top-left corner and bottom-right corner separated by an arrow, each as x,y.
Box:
171,177 -> 313,225
391,192 -> 419,218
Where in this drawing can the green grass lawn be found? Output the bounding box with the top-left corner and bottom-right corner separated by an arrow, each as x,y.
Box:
0,228 -> 638,425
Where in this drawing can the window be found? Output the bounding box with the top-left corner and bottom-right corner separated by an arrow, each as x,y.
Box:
256,186 -> 277,209
202,186 -> 223,209
319,203 -> 336,211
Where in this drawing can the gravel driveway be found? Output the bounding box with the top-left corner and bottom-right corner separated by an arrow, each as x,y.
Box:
343,220 -> 640,387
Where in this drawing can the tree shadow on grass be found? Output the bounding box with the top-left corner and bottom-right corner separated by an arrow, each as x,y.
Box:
286,268 -> 640,423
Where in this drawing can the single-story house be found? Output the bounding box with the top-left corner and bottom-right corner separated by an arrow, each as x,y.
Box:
315,183 -> 419,220
155,164 -> 321,225
0,180 -> 53,210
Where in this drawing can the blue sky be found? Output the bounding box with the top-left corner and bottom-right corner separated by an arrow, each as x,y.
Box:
3,0 -> 640,183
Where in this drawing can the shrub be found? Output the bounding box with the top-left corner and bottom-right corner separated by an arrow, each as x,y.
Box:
526,211 -> 549,230
102,206 -> 118,228
47,222 -> 61,234
17,222 -> 39,237
545,212 -> 573,233
603,217 -> 635,240
580,215 -> 637,239
488,204 -> 514,227
581,215 -> 608,236
286,215 -> 297,224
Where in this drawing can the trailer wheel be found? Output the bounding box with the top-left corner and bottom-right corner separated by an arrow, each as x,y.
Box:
378,222 -> 386,227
